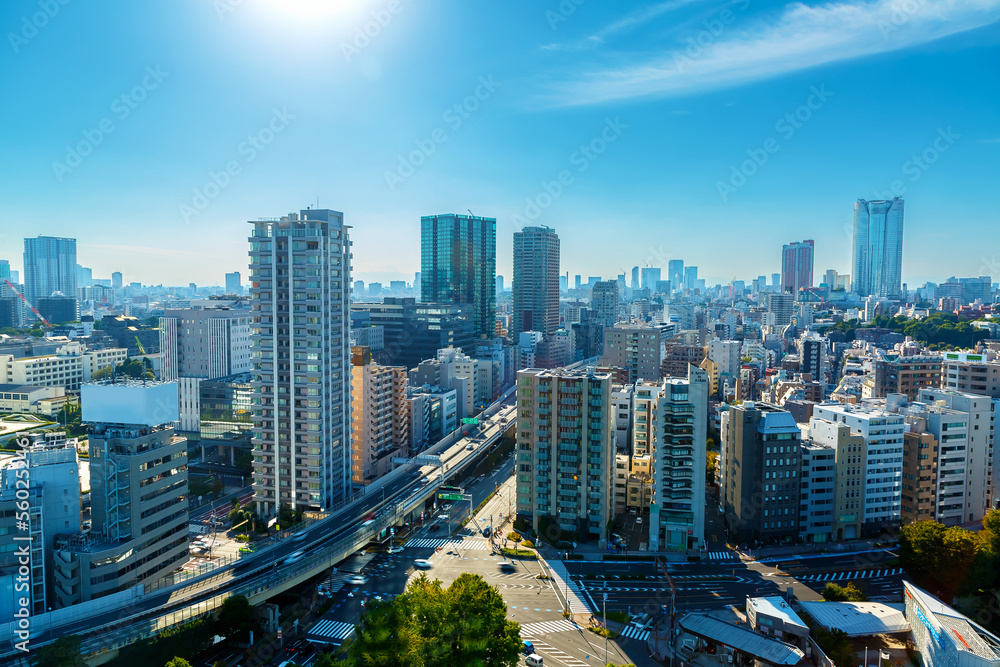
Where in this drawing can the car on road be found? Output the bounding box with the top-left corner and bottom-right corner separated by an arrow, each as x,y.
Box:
636,517 -> 643,525
482,528 -> 491,537
291,531 -> 308,543
346,575 -> 368,585
525,654 -> 544,666
437,514 -> 449,520
284,550 -> 306,565
522,640 -> 535,656
429,524 -> 440,532
466,444 -> 475,450
387,545 -> 404,554
413,558 -> 432,569
498,561 -> 516,572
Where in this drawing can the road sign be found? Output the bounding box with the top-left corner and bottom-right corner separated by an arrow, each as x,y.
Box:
462,417 -> 478,424
438,493 -> 463,501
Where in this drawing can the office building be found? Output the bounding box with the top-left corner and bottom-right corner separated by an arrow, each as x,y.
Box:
37,295 -> 77,325
407,385 -> 458,452
601,324 -> 664,383
807,418 -> 866,541
668,260 -> 684,295
512,226 -> 560,339
515,367 -> 614,543
249,209 -> 352,516
350,346 -> 410,485
852,198 -> 904,298
53,381 -> 188,606
640,267 -> 661,292
420,213 -> 496,339
915,388 -> 992,522
160,307 -> 253,432
721,402 -> 802,544
781,240 -> 814,295
225,271 -> 242,294
812,402 -> 904,531
630,266 -> 640,290
651,366 -> 709,551
683,266 -> 698,291
942,352 -> 1000,398
23,236 -> 77,318
591,280 -> 619,327
0,384 -> 67,415
0,434 -> 81,616
198,372 -> 253,466
352,298 -> 476,369
799,335 -> 829,389
0,341 -> 126,392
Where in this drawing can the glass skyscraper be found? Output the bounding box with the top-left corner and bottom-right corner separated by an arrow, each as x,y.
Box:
23,236 -> 77,314
852,198 -> 904,298
420,213 -> 496,339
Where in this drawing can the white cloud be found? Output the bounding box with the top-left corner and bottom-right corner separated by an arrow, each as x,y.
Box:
540,0 -> 1000,106
543,0 -> 706,51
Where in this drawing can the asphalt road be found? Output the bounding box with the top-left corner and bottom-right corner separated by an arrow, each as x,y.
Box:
33,399 -> 519,647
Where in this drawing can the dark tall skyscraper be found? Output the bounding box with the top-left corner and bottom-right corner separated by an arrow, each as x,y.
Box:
23,236 -> 77,316
420,213 -> 496,339
852,198 -> 904,298
781,239 -> 814,295
513,226 -> 560,339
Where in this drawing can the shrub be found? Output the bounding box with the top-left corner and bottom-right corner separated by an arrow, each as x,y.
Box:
521,540 -> 535,549
507,531 -> 522,542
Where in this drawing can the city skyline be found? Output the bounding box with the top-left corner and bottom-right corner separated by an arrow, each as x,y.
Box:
1,2 -> 998,286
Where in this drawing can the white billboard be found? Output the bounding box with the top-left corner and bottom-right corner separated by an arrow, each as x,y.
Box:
82,382 -> 179,427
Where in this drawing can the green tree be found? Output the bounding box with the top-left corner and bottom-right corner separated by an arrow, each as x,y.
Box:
278,503 -> 304,529
822,582 -> 867,602
165,659 -> 193,667
706,451 -> 719,484
34,635 -> 86,667
216,595 -> 254,642
347,573 -> 521,667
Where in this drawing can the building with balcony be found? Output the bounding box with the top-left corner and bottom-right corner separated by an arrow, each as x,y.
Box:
350,346 -> 410,485
601,324 -> 665,383
651,366 -> 708,551
515,367 -> 614,544
867,354 -> 942,400
0,341 -> 127,393
249,210 -> 352,517
812,402 -> 905,531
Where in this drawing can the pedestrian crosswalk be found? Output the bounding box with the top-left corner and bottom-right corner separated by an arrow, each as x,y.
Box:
800,568 -> 902,581
306,619 -> 355,642
706,551 -> 737,561
528,641 -> 590,667
620,625 -> 650,641
547,560 -> 593,613
519,619 -> 580,637
403,537 -> 491,550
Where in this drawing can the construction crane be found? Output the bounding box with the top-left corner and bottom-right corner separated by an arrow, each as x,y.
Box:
3,279 -> 50,327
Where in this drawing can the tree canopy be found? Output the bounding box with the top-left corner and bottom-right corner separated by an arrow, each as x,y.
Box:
900,515 -> 998,601
828,313 -> 988,349
216,595 -> 254,642
347,572 -> 522,667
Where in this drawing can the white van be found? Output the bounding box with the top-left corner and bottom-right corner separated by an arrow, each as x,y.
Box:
525,654 -> 544,666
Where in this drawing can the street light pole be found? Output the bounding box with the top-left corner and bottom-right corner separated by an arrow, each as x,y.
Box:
603,593 -> 609,665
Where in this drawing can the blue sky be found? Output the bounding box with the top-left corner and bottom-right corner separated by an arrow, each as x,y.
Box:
1,0 -> 998,288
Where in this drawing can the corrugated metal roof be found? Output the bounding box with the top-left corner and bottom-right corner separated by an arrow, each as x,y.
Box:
799,601 -> 909,637
679,613 -> 804,665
